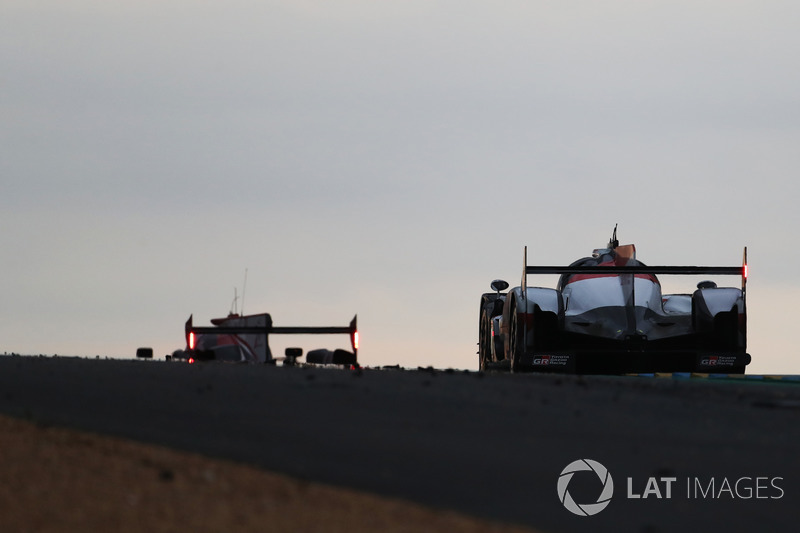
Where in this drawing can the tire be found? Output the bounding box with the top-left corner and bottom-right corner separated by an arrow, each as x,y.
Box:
478,310 -> 491,371
478,294 -> 500,371
508,301 -> 524,373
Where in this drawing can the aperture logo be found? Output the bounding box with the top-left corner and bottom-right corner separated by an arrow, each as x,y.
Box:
557,459 -> 614,516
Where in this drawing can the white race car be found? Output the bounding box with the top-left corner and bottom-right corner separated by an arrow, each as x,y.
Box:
479,228 -> 749,374
177,312 -> 359,366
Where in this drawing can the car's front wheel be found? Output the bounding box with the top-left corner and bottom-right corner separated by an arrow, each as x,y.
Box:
478,310 -> 492,371
508,301 -> 525,373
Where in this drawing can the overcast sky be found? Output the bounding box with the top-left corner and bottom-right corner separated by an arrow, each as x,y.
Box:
3,1 -> 799,372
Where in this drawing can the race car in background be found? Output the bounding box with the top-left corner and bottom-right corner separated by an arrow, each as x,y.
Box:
479,228 -> 749,374
174,312 -> 359,366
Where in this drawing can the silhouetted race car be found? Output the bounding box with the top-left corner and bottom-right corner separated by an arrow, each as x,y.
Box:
175,312 -> 359,366
479,228 -> 749,374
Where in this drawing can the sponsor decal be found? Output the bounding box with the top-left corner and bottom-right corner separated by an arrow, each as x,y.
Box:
533,354 -> 571,366
699,355 -> 739,367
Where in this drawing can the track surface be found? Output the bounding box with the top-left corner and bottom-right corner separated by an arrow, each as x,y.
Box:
1,356 -> 798,533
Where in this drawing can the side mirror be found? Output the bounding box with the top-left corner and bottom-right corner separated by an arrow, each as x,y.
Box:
491,279 -> 509,292
136,347 -> 153,359
284,347 -> 303,365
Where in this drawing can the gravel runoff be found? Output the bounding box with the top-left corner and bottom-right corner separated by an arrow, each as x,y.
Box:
0,414 -> 541,533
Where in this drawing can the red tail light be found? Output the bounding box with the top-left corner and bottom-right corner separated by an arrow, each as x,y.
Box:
742,246 -> 748,294
188,331 -> 196,350
348,315 -> 359,354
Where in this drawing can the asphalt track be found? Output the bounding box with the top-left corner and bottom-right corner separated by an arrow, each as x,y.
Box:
1,355 -> 799,533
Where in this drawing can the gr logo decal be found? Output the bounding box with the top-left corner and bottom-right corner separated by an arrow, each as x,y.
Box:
557,459 -> 614,516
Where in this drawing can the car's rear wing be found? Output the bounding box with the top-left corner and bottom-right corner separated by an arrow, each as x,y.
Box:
522,246 -> 748,299
185,314 -> 359,360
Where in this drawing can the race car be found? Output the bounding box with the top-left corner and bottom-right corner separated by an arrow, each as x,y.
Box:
175,312 -> 359,366
479,228 -> 749,374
